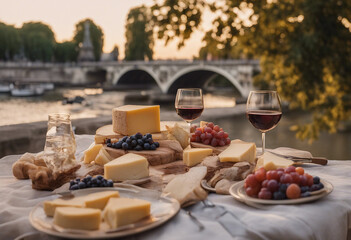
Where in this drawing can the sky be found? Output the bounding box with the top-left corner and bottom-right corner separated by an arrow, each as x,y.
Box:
0,0 -> 213,59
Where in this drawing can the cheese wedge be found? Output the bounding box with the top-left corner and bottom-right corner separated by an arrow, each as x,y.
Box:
104,153 -> 149,181
95,147 -> 113,166
163,166 -> 208,206
95,125 -> 123,144
84,191 -> 120,210
183,148 -> 213,167
218,139 -> 256,163
112,105 -> 160,135
256,152 -> 294,171
84,144 -> 103,164
103,197 -> 151,228
44,197 -> 86,217
54,207 -> 101,230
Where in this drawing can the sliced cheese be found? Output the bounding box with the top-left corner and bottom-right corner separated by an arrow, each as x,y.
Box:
103,197 -> 151,228
163,166 -> 208,206
104,153 -> 149,181
54,207 -> 101,230
43,197 -> 86,217
256,152 -> 294,171
183,148 -> 213,167
218,139 -> 256,163
112,105 -> 160,135
95,125 -> 123,144
95,147 -> 113,166
83,144 -> 103,164
83,191 -> 120,210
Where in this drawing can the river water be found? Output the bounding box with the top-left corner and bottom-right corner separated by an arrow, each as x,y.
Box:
0,88 -> 350,160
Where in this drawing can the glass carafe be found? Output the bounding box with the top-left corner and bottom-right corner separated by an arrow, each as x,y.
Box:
43,113 -> 76,176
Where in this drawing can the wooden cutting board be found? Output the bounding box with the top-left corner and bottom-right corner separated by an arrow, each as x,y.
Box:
104,140 -> 183,166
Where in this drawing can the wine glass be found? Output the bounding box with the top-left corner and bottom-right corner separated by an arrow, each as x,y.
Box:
246,90 -> 282,154
175,88 -> 204,145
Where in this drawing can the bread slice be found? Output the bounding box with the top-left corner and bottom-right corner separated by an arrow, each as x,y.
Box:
165,123 -> 189,149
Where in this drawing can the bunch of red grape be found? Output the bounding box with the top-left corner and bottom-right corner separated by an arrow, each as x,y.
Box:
244,166 -> 324,200
190,122 -> 231,147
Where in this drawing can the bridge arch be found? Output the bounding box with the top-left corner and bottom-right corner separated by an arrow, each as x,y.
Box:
165,65 -> 247,96
112,66 -> 162,89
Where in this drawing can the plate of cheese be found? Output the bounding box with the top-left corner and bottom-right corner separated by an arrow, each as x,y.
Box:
29,185 -> 180,239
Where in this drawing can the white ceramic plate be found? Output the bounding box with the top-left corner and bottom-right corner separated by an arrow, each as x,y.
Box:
29,185 -> 180,239
229,179 -> 333,205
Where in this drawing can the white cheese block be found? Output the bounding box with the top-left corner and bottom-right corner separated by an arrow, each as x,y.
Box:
163,166 -> 208,206
83,191 -> 120,210
104,153 -> 149,181
95,147 -> 113,166
112,105 -> 160,135
256,152 -> 294,171
218,139 -> 256,163
83,144 -> 103,164
103,197 -> 151,228
183,148 -> 213,167
54,207 -> 101,230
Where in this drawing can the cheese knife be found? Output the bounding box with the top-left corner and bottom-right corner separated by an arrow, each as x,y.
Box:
268,151 -> 328,165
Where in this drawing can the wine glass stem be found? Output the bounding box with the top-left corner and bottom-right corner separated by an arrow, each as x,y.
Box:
188,122 -> 191,148
262,132 -> 266,154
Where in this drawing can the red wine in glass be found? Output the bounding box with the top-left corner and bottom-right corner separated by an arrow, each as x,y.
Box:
247,110 -> 282,132
176,107 -> 204,122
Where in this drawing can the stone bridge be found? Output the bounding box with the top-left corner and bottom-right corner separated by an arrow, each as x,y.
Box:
0,59 -> 259,97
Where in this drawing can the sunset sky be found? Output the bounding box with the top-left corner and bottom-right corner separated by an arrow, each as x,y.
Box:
0,0 -> 214,59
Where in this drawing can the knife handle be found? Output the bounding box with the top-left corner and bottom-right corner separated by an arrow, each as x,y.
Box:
311,157 -> 328,165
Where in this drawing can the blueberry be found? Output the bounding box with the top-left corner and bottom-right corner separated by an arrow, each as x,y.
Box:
301,192 -> 311,198
279,183 -> 288,193
107,180 -> 114,187
147,138 -> 153,144
91,184 -> 98,188
131,140 -> 137,147
86,182 -> 92,188
146,133 -> 152,139
126,138 -> 131,144
96,175 -> 103,180
70,184 -> 79,190
150,143 -> 156,150
75,178 -> 80,182
115,141 -> 123,149
96,180 -> 101,186
122,142 -> 129,150
137,139 -> 144,146
133,145 -> 142,151
130,135 -> 136,141
70,180 -> 75,186
78,182 -> 86,189
144,143 -> 151,150
313,176 -> 320,184
106,139 -> 111,144
142,136 -> 147,142
318,182 -> 324,189
135,132 -> 143,139
91,177 -> 97,184
154,142 -> 160,148
310,184 -> 320,192
86,175 -> 92,181
273,191 -> 286,200
122,136 -> 128,142
107,143 -> 113,148
300,186 -> 309,193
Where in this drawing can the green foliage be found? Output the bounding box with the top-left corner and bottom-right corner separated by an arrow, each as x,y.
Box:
151,0 -> 351,141
0,22 -> 21,60
54,41 -> 78,62
73,19 -> 104,61
20,22 -> 56,62
124,5 -> 153,61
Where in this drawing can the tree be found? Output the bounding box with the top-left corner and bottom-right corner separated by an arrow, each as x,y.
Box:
0,22 -> 21,61
20,22 -> 56,62
54,41 -> 78,62
73,19 -> 104,61
151,0 -> 351,141
124,5 -> 153,61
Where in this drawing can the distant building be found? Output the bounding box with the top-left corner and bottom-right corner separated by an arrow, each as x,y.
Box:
100,45 -> 119,62
78,21 -> 95,62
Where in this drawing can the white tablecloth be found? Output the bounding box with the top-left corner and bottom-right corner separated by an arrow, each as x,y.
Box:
1,135 -> 351,240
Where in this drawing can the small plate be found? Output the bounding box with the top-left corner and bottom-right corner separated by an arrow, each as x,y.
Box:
229,179 -> 333,205
201,180 -> 216,192
29,185 -> 180,239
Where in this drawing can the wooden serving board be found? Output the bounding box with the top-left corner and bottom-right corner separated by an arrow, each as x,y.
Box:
104,140 -> 183,166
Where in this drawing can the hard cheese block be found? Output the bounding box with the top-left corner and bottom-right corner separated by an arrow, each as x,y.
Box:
218,139 -> 256,163
54,207 -> 101,230
112,105 -> 160,135
183,148 -> 213,167
103,197 -> 151,228
104,153 -> 149,181
84,144 -> 103,164
84,191 -> 120,210
95,147 -> 113,166
95,125 -> 123,144
255,152 -> 294,171
163,166 -> 208,206
44,198 -> 85,217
